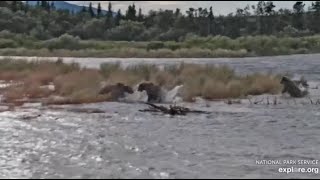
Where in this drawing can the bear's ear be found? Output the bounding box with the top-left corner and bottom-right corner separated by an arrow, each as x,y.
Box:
280,77 -> 285,83
137,84 -> 144,91
281,76 -> 289,82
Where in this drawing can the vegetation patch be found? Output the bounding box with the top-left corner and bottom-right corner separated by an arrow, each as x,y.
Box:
0,58 -> 283,105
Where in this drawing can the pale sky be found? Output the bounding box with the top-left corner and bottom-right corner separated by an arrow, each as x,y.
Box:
67,1 -> 313,15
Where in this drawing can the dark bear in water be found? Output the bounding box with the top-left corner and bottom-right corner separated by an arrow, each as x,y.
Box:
138,82 -> 161,103
280,76 -> 308,98
99,83 -> 133,100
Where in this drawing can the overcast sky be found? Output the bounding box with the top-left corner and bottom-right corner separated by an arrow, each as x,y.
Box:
67,1 -> 313,15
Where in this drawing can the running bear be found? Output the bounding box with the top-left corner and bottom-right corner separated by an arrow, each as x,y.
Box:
280,76 -> 308,98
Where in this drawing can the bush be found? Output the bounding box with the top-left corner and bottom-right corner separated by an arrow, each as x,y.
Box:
0,30 -> 15,39
147,41 -> 165,51
165,41 -> 181,50
0,39 -> 18,48
158,28 -> 187,41
42,33 -> 81,50
106,20 -> 146,41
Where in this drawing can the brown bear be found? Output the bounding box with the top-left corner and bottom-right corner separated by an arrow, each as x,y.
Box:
280,76 -> 308,98
137,82 -> 161,103
99,83 -> 133,100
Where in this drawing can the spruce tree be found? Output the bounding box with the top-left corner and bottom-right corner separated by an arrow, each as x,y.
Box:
40,1 -> 47,9
175,8 -> 181,17
24,1 -> 29,13
51,2 -> 55,10
105,2 -> 114,28
46,1 -> 50,11
132,4 -> 137,20
81,5 -> 87,13
126,3 -> 136,21
208,6 -> 214,34
11,1 -> 18,12
97,3 -> 102,17
107,2 -> 113,19
293,1 -> 305,29
115,9 -> 122,26
89,2 -> 95,17
138,8 -> 143,21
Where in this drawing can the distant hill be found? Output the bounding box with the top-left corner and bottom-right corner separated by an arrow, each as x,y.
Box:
26,1 -> 115,16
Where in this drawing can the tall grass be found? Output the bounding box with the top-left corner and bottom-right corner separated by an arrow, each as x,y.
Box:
99,62 -> 283,102
0,59 -> 283,104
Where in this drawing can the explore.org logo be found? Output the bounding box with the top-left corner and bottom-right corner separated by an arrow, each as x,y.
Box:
255,159 -> 319,175
278,167 -> 319,174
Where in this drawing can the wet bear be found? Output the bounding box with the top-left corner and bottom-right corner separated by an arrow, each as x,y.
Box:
280,76 -> 308,98
137,82 -> 161,103
99,83 -> 133,100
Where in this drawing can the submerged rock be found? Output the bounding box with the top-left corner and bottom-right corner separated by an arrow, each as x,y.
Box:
280,76 -> 308,98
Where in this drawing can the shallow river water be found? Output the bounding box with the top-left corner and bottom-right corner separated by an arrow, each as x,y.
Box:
0,54 -> 320,178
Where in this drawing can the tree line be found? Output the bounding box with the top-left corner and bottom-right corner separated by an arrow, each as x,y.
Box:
0,1 -> 320,41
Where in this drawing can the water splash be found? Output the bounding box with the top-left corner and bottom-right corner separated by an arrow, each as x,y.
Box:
121,84 -> 184,103
160,85 -> 184,103
120,90 -> 149,103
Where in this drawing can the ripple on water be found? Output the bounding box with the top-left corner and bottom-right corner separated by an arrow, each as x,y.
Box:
1,54 -> 320,178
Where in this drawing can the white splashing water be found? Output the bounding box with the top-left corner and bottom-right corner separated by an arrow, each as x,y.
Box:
121,90 -> 149,103
121,84 -> 184,103
161,85 -> 184,103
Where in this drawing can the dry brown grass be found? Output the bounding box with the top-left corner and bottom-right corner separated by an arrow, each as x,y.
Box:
155,64 -> 282,102
24,82 -> 53,98
202,81 -> 230,99
23,71 -> 55,85
3,86 -> 25,102
149,71 -> 177,89
53,69 -> 103,96
3,82 -> 53,103
246,74 -> 282,95
84,62 -> 283,102
0,71 -> 28,81
0,59 -> 283,105
103,70 -> 143,86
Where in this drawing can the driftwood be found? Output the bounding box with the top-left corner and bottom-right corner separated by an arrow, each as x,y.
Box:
66,108 -> 106,114
47,106 -> 106,114
140,102 -> 211,115
21,114 -> 41,120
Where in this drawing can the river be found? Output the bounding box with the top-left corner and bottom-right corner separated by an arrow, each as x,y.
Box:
0,54 -> 319,178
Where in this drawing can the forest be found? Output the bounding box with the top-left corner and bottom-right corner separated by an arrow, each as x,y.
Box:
2,1 -> 320,40
0,1 -> 320,57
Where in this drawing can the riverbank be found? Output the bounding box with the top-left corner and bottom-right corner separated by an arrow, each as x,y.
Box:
1,34 -> 320,58
0,58 -> 282,106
